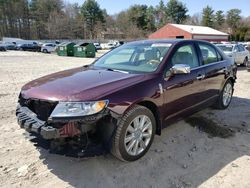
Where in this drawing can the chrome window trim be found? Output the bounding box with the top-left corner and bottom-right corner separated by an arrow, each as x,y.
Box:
190,60 -> 225,71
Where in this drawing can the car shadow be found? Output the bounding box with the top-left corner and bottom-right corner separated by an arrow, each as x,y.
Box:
237,66 -> 248,72
34,96 -> 250,187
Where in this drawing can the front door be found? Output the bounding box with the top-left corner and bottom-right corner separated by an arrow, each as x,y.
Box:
162,43 -> 206,121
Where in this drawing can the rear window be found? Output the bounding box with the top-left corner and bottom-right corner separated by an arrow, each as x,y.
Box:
217,45 -> 233,52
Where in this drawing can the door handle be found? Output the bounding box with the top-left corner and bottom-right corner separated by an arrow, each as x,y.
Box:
196,74 -> 205,80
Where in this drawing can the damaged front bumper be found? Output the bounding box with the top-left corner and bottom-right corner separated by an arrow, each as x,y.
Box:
16,104 -> 112,140
16,104 -> 61,139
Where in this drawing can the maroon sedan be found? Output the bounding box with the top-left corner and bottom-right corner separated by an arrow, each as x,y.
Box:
16,40 -> 237,161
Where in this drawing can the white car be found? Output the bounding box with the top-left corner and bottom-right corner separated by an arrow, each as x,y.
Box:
41,43 -> 56,53
217,44 -> 249,66
93,43 -> 102,50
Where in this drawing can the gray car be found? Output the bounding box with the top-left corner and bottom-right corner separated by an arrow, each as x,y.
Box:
216,44 -> 249,66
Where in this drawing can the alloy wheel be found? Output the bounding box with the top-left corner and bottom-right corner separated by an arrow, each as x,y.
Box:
124,115 -> 153,156
222,83 -> 232,106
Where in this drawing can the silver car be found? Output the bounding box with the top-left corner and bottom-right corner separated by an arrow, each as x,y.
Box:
41,43 -> 56,53
217,44 -> 249,66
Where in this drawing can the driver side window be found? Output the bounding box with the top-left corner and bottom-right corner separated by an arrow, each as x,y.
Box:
171,44 -> 199,69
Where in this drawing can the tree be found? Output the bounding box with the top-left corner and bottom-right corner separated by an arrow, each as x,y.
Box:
116,10 -> 145,39
165,0 -> 188,24
202,6 -> 214,27
127,5 -> 148,30
155,0 -> 168,28
185,13 -> 202,25
81,0 -> 105,39
146,6 -> 156,32
214,10 -> 225,29
30,0 -> 64,39
0,0 -> 31,39
227,9 -> 241,33
47,3 -> 84,39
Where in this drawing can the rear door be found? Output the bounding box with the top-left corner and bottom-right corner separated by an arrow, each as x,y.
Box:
162,42 -> 206,120
233,45 -> 241,64
197,42 -> 226,99
239,44 -> 248,63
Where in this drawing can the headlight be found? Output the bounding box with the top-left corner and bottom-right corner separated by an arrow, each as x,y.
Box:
50,100 -> 108,118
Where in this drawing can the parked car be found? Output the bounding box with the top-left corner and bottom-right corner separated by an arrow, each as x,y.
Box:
106,43 -> 117,49
41,43 -> 56,53
17,43 -> 41,52
2,42 -> 17,50
0,44 -> 7,51
16,39 -> 237,161
94,42 -> 102,51
246,60 -> 250,72
216,43 -> 249,66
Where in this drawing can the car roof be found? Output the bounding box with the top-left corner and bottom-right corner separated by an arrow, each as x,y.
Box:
125,39 -> 212,46
217,43 -> 234,46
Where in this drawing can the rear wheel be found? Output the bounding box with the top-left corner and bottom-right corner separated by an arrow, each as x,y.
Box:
213,80 -> 233,109
243,57 -> 248,66
111,105 -> 156,161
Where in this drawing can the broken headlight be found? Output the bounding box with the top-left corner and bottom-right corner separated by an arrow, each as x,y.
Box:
50,100 -> 108,118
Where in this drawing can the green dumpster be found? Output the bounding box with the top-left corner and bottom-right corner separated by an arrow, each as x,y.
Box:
74,42 -> 96,58
57,42 -> 75,56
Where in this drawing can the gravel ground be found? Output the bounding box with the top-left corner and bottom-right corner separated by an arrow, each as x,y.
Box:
0,51 -> 250,188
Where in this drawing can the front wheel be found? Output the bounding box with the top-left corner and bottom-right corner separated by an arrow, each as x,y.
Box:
42,49 -> 48,53
111,105 -> 156,161
213,80 -> 233,109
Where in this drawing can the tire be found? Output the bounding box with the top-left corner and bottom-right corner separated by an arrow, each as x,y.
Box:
111,105 -> 156,161
213,80 -> 233,109
242,57 -> 248,66
42,49 -> 48,53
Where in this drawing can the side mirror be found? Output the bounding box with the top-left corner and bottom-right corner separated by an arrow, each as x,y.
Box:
170,64 -> 191,75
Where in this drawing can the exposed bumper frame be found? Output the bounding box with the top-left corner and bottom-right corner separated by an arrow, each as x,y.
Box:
16,104 -> 116,140
17,104 -> 63,139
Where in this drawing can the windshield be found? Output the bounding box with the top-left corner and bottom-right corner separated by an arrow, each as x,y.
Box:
93,42 -> 172,73
217,45 -> 233,52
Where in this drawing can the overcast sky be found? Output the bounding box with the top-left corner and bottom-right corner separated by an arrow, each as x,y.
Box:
68,0 -> 250,17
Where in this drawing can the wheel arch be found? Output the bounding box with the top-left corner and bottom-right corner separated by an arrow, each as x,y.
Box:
137,100 -> 162,135
220,76 -> 235,93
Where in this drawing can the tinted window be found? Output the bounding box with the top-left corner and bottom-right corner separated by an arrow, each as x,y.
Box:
238,45 -> 245,52
234,45 -> 239,52
171,44 -> 199,68
217,50 -> 223,61
198,44 -> 218,64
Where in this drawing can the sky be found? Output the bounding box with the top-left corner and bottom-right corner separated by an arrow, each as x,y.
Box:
69,0 -> 250,17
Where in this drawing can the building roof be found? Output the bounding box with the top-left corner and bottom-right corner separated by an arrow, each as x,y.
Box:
171,24 -> 228,36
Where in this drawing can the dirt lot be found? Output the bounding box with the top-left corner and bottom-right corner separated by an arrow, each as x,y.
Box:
0,51 -> 250,188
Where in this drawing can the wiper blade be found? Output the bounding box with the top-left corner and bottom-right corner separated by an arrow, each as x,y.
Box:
106,68 -> 129,74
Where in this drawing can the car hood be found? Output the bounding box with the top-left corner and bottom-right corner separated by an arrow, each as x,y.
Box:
21,67 -> 145,101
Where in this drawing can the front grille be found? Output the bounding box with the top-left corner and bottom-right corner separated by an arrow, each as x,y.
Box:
19,94 -> 58,121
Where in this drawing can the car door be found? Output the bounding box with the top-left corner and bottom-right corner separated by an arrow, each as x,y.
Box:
239,44 -> 248,62
162,42 -> 206,121
233,45 -> 241,64
46,44 -> 52,52
197,42 -> 226,99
